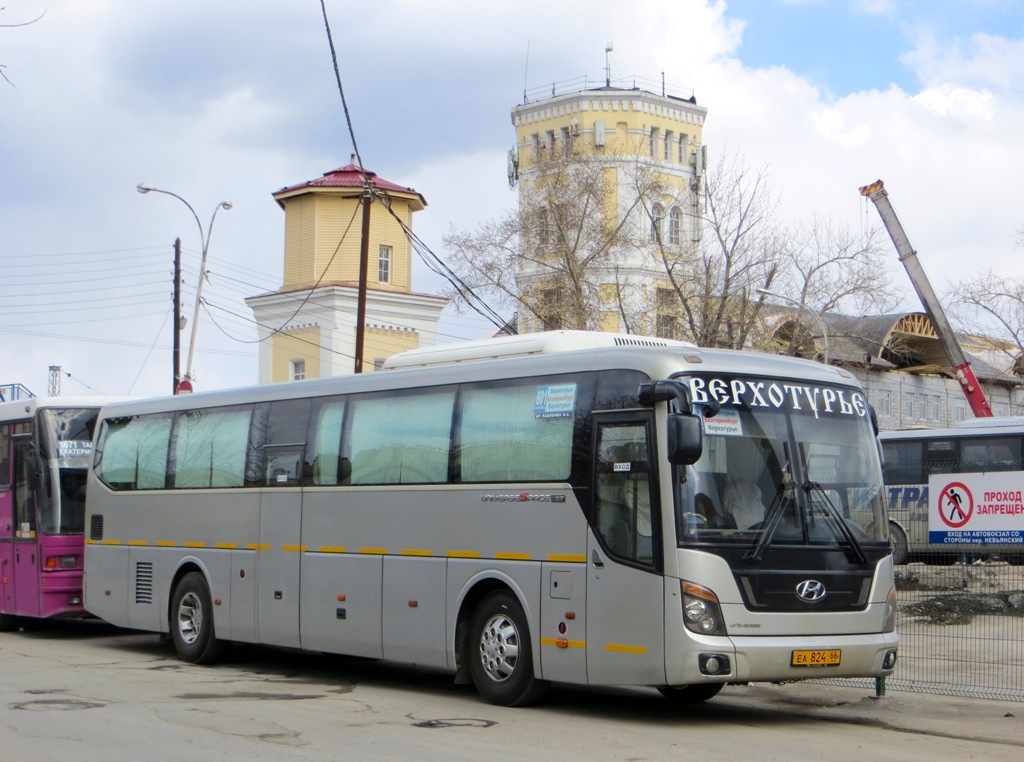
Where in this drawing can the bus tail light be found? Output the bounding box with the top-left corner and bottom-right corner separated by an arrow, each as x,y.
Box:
883,587 -> 897,633
44,556 -> 78,570
681,580 -> 725,636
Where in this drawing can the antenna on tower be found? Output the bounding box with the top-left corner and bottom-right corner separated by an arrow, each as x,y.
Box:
48,365 -> 62,397
523,39 -> 532,103
605,42 -> 613,87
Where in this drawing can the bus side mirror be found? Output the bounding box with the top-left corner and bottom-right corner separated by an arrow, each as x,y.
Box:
27,455 -> 43,490
667,413 -> 703,465
868,403 -> 879,436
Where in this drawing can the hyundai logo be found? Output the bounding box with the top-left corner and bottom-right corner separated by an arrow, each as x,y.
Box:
795,579 -> 827,602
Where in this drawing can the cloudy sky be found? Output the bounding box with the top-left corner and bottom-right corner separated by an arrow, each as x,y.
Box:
3,0 -> 1024,399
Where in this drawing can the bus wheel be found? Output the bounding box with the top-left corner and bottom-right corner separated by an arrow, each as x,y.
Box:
170,572 -> 226,664
469,591 -> 548,706
0,613 -> 16,632
658,683 -> 723,703
889,522 -> 909,565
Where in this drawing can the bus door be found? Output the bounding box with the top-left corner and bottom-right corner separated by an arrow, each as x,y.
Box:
11,439 -> 40,618
0,424 -> 13,615
586,414 -> 666,686
255,398 -> 311,649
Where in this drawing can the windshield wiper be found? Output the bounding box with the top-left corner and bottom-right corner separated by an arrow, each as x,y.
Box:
803,481 -> 868,564
744,472 -> 795,564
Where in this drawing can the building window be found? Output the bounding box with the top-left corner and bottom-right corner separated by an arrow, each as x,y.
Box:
679,133 -> 687,163
546,129 -> 556,156
664,130 -> 673,161
537,287 -> 564,330
291,359 -> 305,382
561,126 -> 571,157
531,133 -> 540,162
649,127 -> 659,158
656,314 -> 679,339
650,203 -> 664,243
668,206 -> 682,245
903,393 -> 915,421
928,394 -> 941,421
538,206 -> 552,247
954,397 -> 966,422
655,287 -> 680,340
876,389 -> 891,416
378,244 -> 392,283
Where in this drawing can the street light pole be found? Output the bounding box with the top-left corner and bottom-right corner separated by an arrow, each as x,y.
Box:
756,287 -> 830,365
138,184 -> 232,392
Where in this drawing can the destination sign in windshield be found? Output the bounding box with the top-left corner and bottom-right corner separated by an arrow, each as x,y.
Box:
688,376 -> 868,420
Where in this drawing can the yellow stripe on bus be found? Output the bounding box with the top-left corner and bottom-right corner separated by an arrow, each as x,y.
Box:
605,643 -> 647,655
127,540 -> 149,546
547,554 -> 586,563
183,542 -> 206,548
495,552 -> 531,560
447,550 -> 481,559
282,545 -> 308,552
360,547 -> 387,555
540,637 -> 586,649
154,541 -> 176,547
102,539 -> 122,545
248,543 -> 271,551
214,543 -> 238,549
402,549 -> 433,556
318,546 -> 348,554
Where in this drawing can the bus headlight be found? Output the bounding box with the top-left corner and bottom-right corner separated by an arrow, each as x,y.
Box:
681,580 -> 725,636
883,586 -> 897,633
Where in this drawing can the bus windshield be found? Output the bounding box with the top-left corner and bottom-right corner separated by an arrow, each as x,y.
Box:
677,377 -> 887,553
36,408 -> 97,535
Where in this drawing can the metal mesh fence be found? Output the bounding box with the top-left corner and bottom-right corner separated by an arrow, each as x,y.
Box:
824,554 -> 1024,701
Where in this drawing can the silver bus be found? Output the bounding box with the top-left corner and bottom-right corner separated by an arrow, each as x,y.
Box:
84,331 -> 898,706
880,418 -> 1024,564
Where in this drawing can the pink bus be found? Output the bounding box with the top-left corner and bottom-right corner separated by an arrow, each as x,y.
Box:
0,397 -> 107,630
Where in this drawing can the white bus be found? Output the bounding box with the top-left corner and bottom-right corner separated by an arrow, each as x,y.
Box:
84,331 -> 898,706
880,418 -> 1024,564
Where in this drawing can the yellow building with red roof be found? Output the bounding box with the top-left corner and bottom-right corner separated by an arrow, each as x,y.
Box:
246,163 -> 446,382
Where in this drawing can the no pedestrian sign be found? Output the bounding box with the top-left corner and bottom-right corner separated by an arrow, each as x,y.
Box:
928,473 -> 1024,545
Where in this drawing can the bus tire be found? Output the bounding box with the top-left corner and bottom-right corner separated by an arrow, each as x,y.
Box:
170,572 -> 226,664
889,521 -> 909,565
0,613 -> 16,632
468,591 -> 548,706
658,683 -> 723,703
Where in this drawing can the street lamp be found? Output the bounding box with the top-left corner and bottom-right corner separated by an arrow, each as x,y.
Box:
138,184 -> 232,392
756,287 -> 830,365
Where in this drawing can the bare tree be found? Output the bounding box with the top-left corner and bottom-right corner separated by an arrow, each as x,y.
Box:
2,7 -> 47,87
948,269 -> 1024,374
652,150 -> 784,349
445,146 -> 897,356
765,214 -> 900,357
443,146 -> 657,331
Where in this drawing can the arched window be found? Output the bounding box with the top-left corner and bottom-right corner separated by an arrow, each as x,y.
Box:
650,203 -> 664,243
668,206 -> 682,245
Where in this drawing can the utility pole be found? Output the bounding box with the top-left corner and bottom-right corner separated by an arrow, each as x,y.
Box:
353,188 -> 373,374
173,237 -> 182,394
